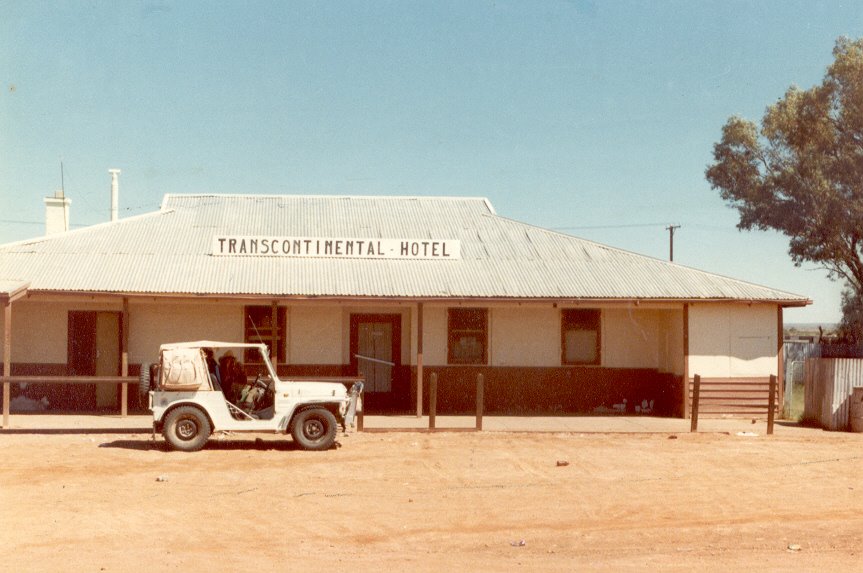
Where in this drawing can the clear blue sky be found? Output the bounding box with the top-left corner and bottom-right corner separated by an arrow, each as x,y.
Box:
2,1 -> 861,324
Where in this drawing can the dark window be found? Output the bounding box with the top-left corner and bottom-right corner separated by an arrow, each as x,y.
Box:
448,308 -> 488,365
562,309 -> 601,365
244,306 -> 286,364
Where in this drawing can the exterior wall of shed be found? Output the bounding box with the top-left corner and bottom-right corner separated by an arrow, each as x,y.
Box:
687,303 -> 778,378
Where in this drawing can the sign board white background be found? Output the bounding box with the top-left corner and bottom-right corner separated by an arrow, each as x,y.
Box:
213,236 -> 461,260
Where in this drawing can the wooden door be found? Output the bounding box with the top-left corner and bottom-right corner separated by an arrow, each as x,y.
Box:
350,314 -> 402,399
67,311 -> 121,410
95,312 -> 120,408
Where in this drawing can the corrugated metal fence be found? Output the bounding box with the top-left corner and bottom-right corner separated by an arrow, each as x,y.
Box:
803,358 -> 863,430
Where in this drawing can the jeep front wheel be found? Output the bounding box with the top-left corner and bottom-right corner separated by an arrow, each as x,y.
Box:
163,406 -> 211,452
291,408 -> 337,451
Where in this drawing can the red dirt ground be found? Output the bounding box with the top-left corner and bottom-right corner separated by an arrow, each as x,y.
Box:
1,428 -> 862,572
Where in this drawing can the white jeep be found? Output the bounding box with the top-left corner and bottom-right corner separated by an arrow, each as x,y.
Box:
144,341 -> 362,452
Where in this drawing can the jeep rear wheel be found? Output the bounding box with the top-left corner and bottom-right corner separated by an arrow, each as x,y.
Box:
163,406 -> 211,452
291,408 -> 337,451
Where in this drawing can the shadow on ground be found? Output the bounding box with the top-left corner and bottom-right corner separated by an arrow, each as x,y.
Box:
0,428 -> 151,435
96,437 -> 343,452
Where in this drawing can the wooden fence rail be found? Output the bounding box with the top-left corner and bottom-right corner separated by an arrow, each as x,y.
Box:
1,376 -> 137,428
688,376 -> 779,416
690,374 -> 777,435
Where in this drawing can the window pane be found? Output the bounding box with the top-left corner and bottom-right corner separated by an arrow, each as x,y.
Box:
565,330 -> 597,363
244,305 -> 285,363
561,309 -> 600,365
448,308 -> 488,365
451,334 -> 484,364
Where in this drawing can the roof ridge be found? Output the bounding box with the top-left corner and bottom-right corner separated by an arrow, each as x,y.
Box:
163,193 -> 494,203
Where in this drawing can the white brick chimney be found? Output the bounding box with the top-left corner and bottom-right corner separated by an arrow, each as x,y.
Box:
43,190 -> 71,235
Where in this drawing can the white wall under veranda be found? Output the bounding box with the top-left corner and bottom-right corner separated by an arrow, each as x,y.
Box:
603,308 -> 683,374
688,303 -> 778,378
1,300 -> 74,364
129,301 -> 244,364
419,304 -> 682,371
489,306 -> 560,367
289,306 -> 343,365
0,297 -> 699,376
1,298 -> 409,369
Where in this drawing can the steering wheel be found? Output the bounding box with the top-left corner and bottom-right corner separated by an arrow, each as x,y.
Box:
253,373 -> 268,390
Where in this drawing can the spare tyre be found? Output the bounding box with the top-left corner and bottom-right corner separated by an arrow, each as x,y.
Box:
138,362 -> 156,408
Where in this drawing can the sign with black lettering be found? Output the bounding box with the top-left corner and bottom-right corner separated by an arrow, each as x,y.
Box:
212,236 -> 461,260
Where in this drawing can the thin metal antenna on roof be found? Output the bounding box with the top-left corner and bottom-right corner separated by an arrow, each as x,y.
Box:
60,161 -> 65,198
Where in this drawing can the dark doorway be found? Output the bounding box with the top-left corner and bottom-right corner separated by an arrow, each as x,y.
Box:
350,314 -> 407,412
67,311 -> 121,410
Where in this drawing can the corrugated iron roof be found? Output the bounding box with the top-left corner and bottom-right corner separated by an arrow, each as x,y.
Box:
0,194 -> 809,304
0,280 -> 30,302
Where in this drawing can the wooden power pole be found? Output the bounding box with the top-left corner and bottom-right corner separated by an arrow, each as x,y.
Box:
666,225 -> 681,261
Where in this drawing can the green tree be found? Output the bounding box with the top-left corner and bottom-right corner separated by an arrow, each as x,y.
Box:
839,287 -> 863,342
706,37 -> 863,301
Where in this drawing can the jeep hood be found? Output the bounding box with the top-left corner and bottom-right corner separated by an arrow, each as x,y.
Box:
280,380 -> 348,398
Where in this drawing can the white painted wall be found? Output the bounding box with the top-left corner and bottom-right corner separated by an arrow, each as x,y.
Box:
424,304 -> 562,367
130,301 -> 244,364
290,306 -> 342,364
2,301 -> 70,363
603,308 -> 685,373
0,298 -> 253,367
688,303 -> 778,378
604,308 -> 661,369
422,306 -> 449,366
419,304 -> 684,370
490,307 -> 559,366
3,296 -> 757,380
661,309 -> 685,375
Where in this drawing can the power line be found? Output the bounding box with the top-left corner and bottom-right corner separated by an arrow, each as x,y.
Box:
0,198 -> 160,229
0,219 -> 42,226
551,223 -> 671,231
0,219 -> 89,228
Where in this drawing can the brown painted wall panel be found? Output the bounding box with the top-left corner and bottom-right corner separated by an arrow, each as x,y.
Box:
3,361 -> 681,416
1,362 -> 145,412
415,366 -> 682,416
1,362 -> 88,410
